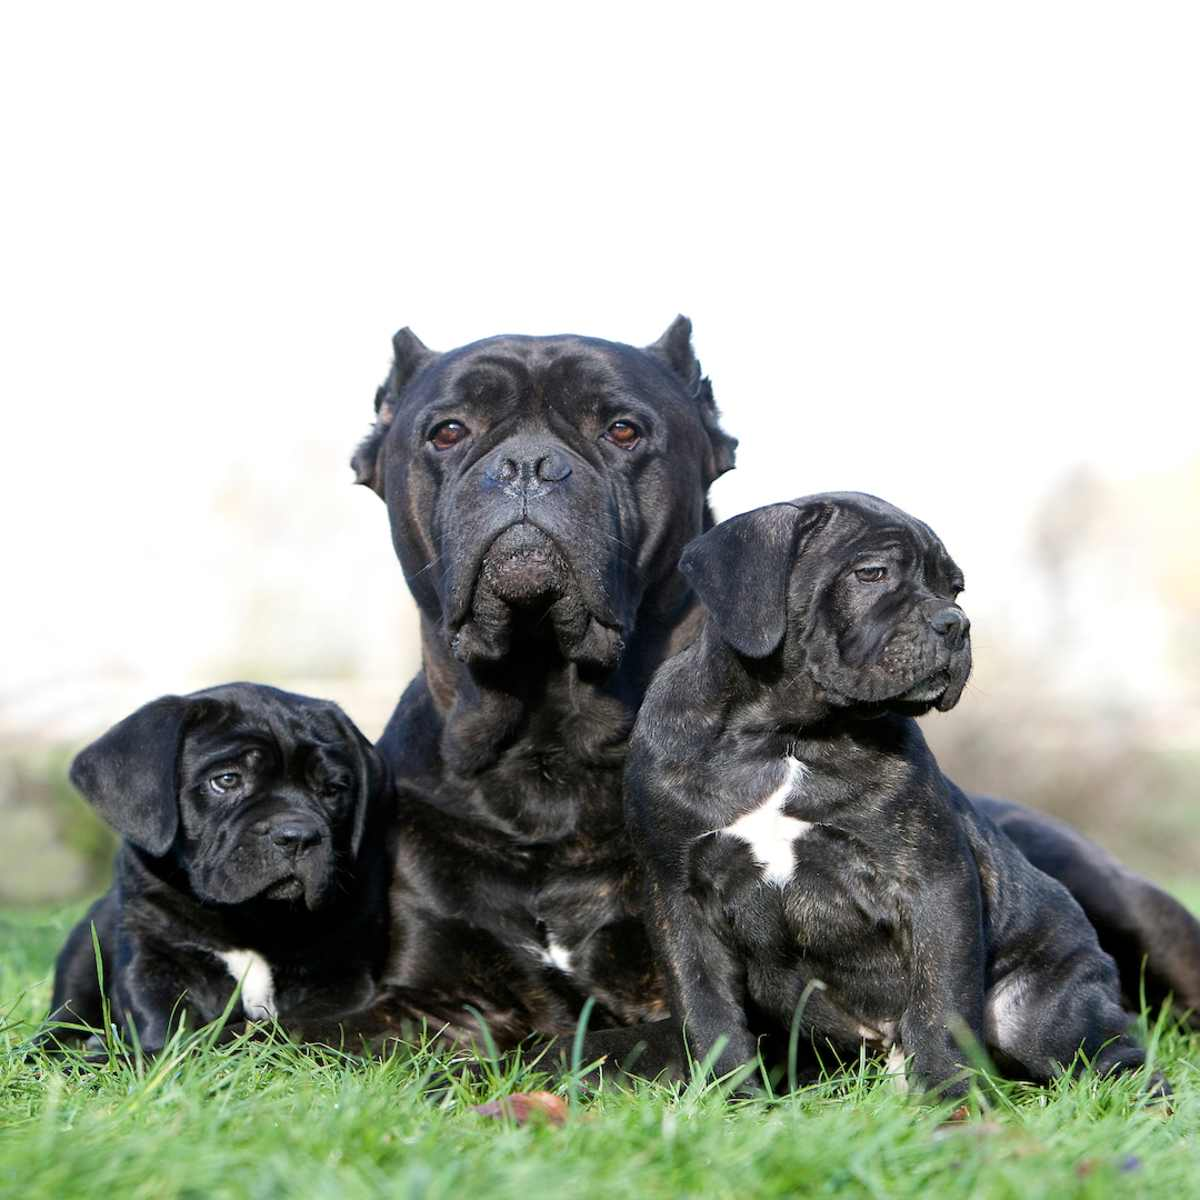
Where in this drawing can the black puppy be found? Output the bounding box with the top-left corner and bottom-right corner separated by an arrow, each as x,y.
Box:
627,493 -> 1161,1096
48,684 -> 391,1054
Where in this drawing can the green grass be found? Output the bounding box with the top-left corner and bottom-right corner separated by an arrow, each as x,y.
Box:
3,901 -> 1200,1199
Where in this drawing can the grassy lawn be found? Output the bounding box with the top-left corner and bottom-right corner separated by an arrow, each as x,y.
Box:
3,899 -> 1200,1199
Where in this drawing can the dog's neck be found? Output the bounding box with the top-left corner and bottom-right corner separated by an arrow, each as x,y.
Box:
681,623 -> 928,770
687,622 -> 830,732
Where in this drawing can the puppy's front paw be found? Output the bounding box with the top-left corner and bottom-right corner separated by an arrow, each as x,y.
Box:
690,1031 -> 761,1094
906,1049 -> 971,1102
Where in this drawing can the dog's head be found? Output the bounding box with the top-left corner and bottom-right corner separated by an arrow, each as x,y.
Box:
69,684 -> 386,909
351,317 -> 736,672
679,492 -> 971,715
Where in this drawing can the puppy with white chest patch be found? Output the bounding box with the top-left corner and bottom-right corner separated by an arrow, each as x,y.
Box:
626,492 -> 1164,1097
47,684 -> 392,1054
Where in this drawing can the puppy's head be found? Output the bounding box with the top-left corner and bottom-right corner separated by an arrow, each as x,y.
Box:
349,318 -> 737,672
679,493 -> 971,715
70,684 -> 386,909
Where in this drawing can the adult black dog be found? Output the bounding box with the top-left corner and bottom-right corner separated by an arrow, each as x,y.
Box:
340,319 -> 735,1043
334,318 -> 1200,1062
626,493 -> 1162,1095
48,684 -> 391,1053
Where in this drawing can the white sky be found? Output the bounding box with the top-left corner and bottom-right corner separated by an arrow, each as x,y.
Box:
2,3 -> 1198,736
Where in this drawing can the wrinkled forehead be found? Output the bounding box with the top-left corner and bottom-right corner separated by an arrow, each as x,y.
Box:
404,335 -> 686,418
184,687 -> 350,762
821,498 -> 959,575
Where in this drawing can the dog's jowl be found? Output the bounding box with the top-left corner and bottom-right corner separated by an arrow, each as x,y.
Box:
47,684 -> 391,1053
626,492 -> 1165,1096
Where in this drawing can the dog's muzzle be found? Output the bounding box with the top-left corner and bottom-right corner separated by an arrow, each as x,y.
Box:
897,607 -> 972,711
480,522 -> 572,607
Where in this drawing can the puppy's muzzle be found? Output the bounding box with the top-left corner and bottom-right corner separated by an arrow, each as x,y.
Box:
259,814 -> 324,858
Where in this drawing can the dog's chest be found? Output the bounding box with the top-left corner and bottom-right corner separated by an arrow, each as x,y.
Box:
215,948 -> 277,1021
715,757 -> 813,886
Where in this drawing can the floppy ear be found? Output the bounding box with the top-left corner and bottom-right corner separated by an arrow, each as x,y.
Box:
334,707 -> 388,859
679,501 -> 834,658
647,315 -> 737,483
69,695 -> 193,856
351,326 -> 437,496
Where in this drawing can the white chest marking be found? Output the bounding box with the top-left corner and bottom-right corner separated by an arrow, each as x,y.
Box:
216,949 -> 277,1021
541,938 -> 573,974
718,756 -> 812,886
526,935 -> 574,974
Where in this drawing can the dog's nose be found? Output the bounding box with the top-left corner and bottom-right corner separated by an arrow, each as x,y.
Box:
267,817 -> 323,855
929,607 -> 970,646
484,442 -> 572,492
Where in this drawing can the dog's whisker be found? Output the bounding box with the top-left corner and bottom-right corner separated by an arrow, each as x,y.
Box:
406,554 -> 443,583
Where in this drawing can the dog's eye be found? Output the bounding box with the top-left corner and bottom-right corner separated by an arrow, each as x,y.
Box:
209,771 -> 242,795
603,420 -> 641,449
429,420 -> 470,451
854,566 -> 888,583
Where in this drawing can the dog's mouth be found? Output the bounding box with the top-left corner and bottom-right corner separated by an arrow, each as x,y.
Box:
192,835 -> 338,911
823,673 -> 948,717
883,653 -> 971,715
262,876 -> 306,903
896,669 -> 951,704
813,651 -> 970,717
449,521 -> 626,670
479,523 -> 572,607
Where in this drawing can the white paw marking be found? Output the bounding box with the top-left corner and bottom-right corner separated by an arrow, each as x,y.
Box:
216,948 -> 277,1021
885,1043 -> 909,1094
718,756 -> 811,886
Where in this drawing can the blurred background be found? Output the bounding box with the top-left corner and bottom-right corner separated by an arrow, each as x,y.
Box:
1,3 -> 1197,903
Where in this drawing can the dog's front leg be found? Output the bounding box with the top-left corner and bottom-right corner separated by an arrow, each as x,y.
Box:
898,865 -> 987,1100
644,873 -> 759,1086
108,943 -> 217,1057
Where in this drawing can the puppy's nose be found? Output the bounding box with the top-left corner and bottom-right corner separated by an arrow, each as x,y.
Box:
267,817 -> 323,855
929,607 -> 970,647
484,442 -> 572,492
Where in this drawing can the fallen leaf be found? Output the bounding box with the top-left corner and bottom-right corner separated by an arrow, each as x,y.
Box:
931,1119 -> 1005,1142
470,1091 -> 569,1127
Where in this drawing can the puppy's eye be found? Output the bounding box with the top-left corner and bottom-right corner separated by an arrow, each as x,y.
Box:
603,420 -> 641,449
429,420 -> 470,451
209,772 -> 242,795
854,566 -> 888,583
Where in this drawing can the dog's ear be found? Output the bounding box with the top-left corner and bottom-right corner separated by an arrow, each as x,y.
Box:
333,706 -> 388,859
351,327 -> 437,497
679,501 -> 833,658
69,695 -> 194,856
647,315 -> 737,484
